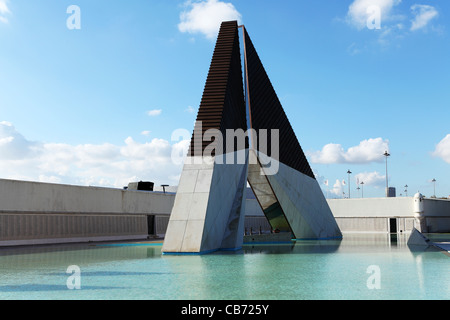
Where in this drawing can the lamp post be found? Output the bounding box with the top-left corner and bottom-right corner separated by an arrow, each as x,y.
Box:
404,185 -> 408,197
347,170 -> 352,199
161,184 -> 169,193
361,181 -> 364,198
383,151 -> 390,197
431,179 -> 436,198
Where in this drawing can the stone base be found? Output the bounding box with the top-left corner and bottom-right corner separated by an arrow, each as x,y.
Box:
162,152 -> 249,254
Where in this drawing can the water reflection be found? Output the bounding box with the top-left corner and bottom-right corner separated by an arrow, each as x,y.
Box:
242,239 -> 342,255
0,284 -> 126,292
42,271 -> 172,277
0,244 -> 162,270
240,233 -> 421,255
0,234 -> 448,300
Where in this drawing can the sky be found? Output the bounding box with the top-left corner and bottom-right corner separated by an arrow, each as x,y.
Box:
0,0 -> 449,198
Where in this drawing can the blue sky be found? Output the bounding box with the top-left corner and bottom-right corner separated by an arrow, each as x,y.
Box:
0,0 -> 449,198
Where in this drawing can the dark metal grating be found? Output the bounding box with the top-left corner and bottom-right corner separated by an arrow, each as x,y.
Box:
188,21 -> 248,157
243,28 -> 315,179
186,21 -> 314,180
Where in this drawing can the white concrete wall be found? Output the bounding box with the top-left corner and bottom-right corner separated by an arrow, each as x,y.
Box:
0,179 -> 174,215
423,198 -> 450,217
327,197 -> 450,233
0,179 -> 175,246
328,197 -> 415,233
422,198 -> 450,232
1,178 -> 449,247
327,197 -> 414,218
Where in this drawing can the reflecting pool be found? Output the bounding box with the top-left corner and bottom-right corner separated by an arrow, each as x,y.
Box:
0,233 -> 448,300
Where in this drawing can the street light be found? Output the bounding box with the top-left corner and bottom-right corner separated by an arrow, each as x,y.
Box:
383,151 -> 390,197
347,170 -> 352,199
404,185 -> 408,197
161,184 -> 169,193
361,181 -> 364,198
431,179 -> 436,198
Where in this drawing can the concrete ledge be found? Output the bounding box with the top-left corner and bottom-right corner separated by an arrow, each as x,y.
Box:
0,235 -> 149,247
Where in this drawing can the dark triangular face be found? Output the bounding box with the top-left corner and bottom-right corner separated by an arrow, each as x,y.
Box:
188,21 -> 248,158
242,28 -> 315,179
243,28 -> 336,237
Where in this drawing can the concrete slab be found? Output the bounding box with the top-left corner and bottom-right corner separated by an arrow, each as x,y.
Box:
162,151 -> 249,254
261,156 -> 342,240
407,228 -> 430,247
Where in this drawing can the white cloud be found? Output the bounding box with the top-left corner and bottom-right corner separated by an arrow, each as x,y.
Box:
354,171 -> 385,187
147,109 -> 162,117
0,0 -> 10,24
344,0 -> 442,49
0,0 -> 10,14
344,1 -> 440,46
178,0 -> 242,40
433,134 -> 450,164
410,4 -> 438,31
0,121 -> 37,160
347,42 -> 364,56
325,171 -> 385,198
185,106 -> 196,114
346,0 -> 402,30
330,179 -> 345,198
309,143 -> 346,164
308,138 -> 389,164
0,121 -> 188,188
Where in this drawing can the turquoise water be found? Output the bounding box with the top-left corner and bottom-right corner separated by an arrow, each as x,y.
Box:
0,233 -> 448,300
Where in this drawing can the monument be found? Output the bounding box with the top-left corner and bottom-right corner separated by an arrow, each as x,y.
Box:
162,21 -> 341,254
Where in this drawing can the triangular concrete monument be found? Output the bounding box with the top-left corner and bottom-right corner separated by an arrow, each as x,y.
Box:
162,21 -> 342,254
